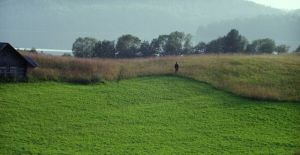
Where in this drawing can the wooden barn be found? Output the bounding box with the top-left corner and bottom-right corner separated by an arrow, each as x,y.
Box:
0,42 -> 38,80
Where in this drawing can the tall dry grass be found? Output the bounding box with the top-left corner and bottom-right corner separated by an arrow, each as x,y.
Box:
24,52 -> 300,101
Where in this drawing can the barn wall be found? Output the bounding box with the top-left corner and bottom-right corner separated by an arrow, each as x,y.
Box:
0,66 -> 26,79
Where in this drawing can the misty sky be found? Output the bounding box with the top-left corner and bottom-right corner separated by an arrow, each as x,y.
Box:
248,0 -> 300,10
0,0 -> 299,51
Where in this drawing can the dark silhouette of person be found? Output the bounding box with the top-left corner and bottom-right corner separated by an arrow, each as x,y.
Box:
174,62 -> 179,73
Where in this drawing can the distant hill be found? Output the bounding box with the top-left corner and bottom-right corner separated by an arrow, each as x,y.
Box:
195,12 -> 300,50
0,0 -> 285,49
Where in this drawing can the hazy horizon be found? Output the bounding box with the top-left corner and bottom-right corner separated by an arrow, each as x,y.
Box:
247,0 -> 300,10
0,0 -> 299,51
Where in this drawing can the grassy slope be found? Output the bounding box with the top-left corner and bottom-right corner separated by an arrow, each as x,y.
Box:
177,55 -> 300,101
1,76 -> 299,154
26,53 -> 300,101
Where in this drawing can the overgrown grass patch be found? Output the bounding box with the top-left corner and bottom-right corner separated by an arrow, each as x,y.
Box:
23,53 -> 300,101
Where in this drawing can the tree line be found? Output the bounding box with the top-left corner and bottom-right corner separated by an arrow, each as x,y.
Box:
72,29 -> 298,58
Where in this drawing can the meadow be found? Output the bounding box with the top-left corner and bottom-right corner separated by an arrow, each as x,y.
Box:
26,53 -> 300,101
0,76 -> 299,154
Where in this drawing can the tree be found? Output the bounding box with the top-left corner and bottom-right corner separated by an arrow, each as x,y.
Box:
165,31 -> 185,55
150,38 -> 160,55
249,38 -> 276,54
29,47 -> 37,53
116,34 -> 141,58
295,45 -> 300,53
194,42 -> 206,54
246,44 -> 256,53
93,41 -> 102,57
276,44 -> 289,54
259,39 -> 276,53
183,34 -> 193,54
150,35 -> 169,55
94,40 -> 116,58
140,41 -> 154,57
206,37 -> 225,53
72,37 -> 97,58
239,36 -> 248,52
62,53 -> 72,57
223,29 -> 248,53
102,40 -> 116,58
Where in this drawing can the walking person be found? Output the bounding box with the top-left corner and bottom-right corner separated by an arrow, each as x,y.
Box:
174,62 -> 179,73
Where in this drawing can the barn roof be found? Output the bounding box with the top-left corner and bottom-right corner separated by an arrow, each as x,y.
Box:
0,42 -> 8,51
24,56 -> 38,67
0,42 -> 38,68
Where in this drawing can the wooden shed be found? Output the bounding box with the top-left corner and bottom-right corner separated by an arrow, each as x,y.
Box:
0,42 -> 38,80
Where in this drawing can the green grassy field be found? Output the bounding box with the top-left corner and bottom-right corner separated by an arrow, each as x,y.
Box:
1,76 -> 299,154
